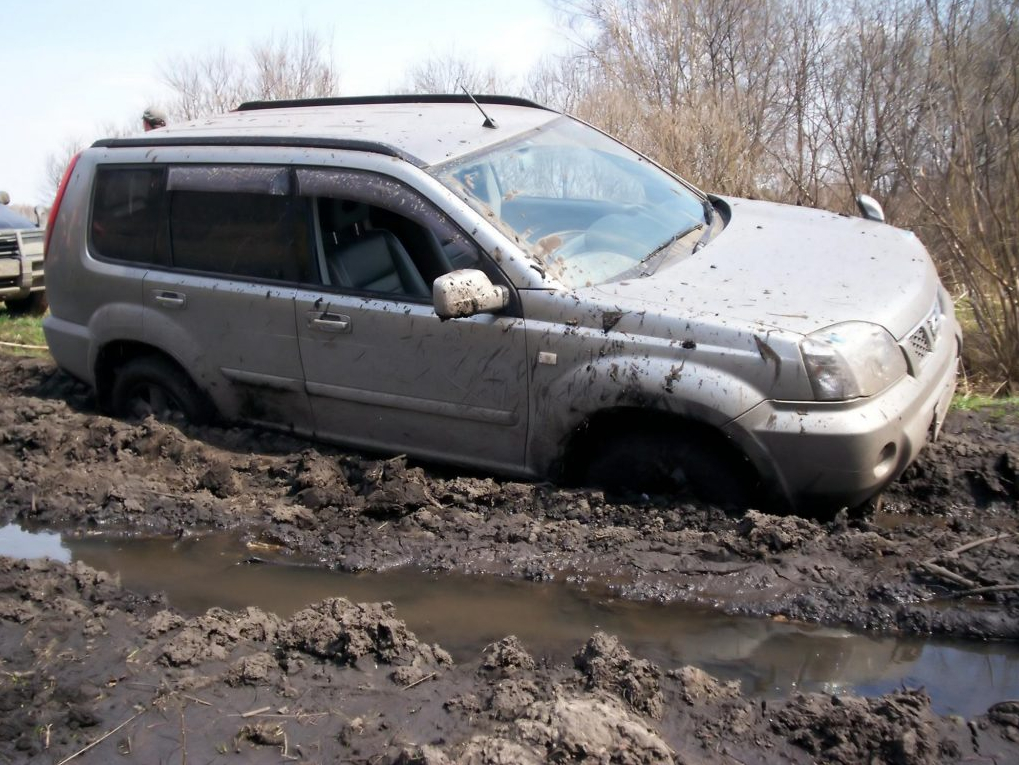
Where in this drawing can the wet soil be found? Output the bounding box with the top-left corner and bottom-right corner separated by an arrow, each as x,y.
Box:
3,353 -> 1019,762
3,555 -> 1019,764
10,527 -> 1019,717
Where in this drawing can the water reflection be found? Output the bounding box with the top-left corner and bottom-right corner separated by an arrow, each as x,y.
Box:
0,526 -> 1016,716
0,524 -> 70,562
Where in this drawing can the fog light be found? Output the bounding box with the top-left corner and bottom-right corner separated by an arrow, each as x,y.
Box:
873,442 -> 897,479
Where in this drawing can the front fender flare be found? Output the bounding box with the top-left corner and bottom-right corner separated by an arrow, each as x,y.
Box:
528,356 -> 768,474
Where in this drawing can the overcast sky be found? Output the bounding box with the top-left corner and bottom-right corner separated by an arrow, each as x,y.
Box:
1,0 -> 566,206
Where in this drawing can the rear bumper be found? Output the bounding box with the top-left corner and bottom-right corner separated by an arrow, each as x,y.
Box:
42,315 -> 94,384
727,322 -> 960,511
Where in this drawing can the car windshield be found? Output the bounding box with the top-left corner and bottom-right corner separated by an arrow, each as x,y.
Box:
431,117 -> 708,287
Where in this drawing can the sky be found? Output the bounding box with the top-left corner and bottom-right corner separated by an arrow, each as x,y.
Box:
0,0 -> 568,207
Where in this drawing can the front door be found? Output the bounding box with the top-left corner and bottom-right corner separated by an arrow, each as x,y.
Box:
292,168 -> 530,472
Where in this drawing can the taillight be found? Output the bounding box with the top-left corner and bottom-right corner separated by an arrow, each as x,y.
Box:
44,152 -> 82,258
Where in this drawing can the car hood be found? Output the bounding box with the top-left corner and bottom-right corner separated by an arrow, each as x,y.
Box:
0,206 -> 37,230
594,197 -> 939,339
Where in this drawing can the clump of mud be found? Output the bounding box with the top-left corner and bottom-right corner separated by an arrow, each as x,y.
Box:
573,632 -> 664,719
772,690 -> 949,764
279,597 -> 452,685
158,606 -> 281,666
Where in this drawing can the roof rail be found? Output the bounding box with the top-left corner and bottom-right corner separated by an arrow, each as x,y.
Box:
235,94 -> 555,112
91,136 -> 426,166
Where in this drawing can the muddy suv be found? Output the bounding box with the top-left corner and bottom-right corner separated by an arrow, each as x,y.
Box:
0,198 -> 46,315
42,95 -> 959,512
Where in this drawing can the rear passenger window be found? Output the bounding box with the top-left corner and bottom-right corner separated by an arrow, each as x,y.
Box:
91,167 -> 168,266
169,191 -> 313,283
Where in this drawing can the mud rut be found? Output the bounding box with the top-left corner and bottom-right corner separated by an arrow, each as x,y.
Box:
2,354 -> 1019,763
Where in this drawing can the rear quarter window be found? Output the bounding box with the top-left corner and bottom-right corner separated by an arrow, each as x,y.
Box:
91,167 -> 169,266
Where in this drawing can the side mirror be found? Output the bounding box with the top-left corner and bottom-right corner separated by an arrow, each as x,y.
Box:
856,193 -> 885,223
433,269 -> 509,320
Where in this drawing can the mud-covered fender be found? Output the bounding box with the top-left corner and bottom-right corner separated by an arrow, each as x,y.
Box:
85,302 -> 150,383
527,354 -> 770,474
138,307 -> 241,416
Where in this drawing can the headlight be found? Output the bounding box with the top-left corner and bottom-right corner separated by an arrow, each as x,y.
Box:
800,322 -> 906,401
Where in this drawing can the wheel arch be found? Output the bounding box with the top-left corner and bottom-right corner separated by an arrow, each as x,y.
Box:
559,406 -> 761,485
94,340 -> 199,414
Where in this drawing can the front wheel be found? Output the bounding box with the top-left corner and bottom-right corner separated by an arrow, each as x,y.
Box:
583,431 -> 758,510
110,356 -> 213,425
3,291 -> 48,316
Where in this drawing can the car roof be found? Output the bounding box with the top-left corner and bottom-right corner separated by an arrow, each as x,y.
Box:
93,96 -> 562,168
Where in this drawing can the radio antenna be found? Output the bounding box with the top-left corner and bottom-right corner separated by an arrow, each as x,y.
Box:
460,85 -> 498,129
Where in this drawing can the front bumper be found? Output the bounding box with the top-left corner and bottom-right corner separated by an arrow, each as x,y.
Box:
0,255 -> 45,300
727,322 -> 960,511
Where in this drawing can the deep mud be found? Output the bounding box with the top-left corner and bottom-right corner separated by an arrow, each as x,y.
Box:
2,353 -> 1019,761
3,355 -> 1019,640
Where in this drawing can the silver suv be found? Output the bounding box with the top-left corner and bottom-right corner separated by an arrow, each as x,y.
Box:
42,95 -> 959,512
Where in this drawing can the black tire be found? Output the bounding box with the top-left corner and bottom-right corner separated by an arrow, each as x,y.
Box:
3,291 -> 48,316
583,431 -> 758,509
110,356 -> 213,425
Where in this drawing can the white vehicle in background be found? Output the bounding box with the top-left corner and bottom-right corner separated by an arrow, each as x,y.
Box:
0,192 -> 46,315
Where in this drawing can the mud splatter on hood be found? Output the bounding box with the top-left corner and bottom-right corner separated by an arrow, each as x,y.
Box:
596,197 -> 940,339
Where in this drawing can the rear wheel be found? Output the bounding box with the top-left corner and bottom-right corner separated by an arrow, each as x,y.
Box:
582,430 -> 758,510
110,356 -> 213,425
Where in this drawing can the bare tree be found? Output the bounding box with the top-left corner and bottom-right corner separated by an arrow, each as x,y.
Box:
43,138 -> 86,204
161,26 -> 339,121
40,2 -> 1019,385
162,48 -> 249,120
250,29 -> 339,101
891,0 -> 1019,388
41,120 -> 132,204
548,0 -> 791,193
405,54 -> 514,94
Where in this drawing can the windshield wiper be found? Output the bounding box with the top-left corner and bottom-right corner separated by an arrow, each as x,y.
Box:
640,221 -> 704,267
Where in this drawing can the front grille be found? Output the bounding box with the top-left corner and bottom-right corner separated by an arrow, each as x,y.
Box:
909,324 -> 933,359
0,234 -> 18,258
905,301 -> 944,372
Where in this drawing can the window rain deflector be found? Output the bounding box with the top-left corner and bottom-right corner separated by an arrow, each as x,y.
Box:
166,166 -> 290,195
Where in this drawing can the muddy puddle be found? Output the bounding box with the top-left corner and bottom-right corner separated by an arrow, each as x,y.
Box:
2,523 -> 1017,718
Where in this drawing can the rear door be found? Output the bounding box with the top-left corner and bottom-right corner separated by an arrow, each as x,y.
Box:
292,167 -> 530,472
142,165 -> 315,434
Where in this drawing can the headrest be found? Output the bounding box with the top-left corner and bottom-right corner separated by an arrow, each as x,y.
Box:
326,199 -> 370,231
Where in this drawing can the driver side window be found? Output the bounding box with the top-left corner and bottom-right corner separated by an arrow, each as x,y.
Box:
296,168 -> 484,301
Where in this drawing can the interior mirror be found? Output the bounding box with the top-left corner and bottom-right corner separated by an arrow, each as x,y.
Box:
433,269 -> 509,320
